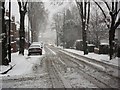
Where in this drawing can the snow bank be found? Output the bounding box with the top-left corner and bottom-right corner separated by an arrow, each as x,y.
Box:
64,49 -> 119,67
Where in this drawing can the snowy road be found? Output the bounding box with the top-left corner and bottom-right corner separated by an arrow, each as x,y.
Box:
1,44 -> 120,88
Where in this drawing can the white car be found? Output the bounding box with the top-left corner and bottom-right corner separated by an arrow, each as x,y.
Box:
28,42 -> 42,56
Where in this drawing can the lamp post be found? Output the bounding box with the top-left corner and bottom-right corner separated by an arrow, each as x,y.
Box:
8,0 -> 11,62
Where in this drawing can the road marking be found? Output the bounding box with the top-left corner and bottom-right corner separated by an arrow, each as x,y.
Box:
46,46 -> 56,55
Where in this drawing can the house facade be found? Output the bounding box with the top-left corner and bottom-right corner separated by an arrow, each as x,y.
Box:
5,10 -> 17,53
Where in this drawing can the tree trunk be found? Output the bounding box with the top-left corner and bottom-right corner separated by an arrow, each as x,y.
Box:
19,12 -> 25,55
82,2 -> 88,55
109,11 -> 116,60
109,27 -> 115,60
82,20 -> 88,55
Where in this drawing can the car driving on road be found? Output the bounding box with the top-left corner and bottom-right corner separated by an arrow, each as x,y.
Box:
28,42 -> 42,56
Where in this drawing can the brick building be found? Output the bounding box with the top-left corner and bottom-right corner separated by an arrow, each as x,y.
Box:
5,10 -> 17,53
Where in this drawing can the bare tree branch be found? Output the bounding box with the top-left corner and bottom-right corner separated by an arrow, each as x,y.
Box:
93,0 -> 110,28
17,0 -> 22,12
24,1 -> 28,13
24,1 -> 28,8
93,0 -> 107,19
75,1 -> 84,23
116,8 -> 120,15
114,17 -> 120,30
84,2 -> 87,21
86,0 -> 90,30
79,2 -> 84,23
115,0 -> 118,13
113,0 -> 118,22
112,0 -> 114,12
75,1 -> 83,22
22,2 -> 24,8
110,1 -> 116,28
102,0 -> 111,11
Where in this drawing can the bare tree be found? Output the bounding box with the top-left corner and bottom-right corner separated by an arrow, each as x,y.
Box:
75,0 -> 90,55
17,0 -> 28,55
89,8 -> 109,47
71,5 -> 81,26
28,2 -> 48,42
93,0 -> 120,59
53,13 -> 62,46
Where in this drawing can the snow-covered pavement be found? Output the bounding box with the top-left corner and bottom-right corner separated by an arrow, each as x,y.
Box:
0,65 -> 12,74
0,49 -> 45,77
64,49 -> 119,67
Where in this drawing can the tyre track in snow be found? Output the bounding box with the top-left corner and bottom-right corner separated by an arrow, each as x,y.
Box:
47,45 -> 119,88
58,51 -> 120,88
61,49 -> 120,79
44,45 -> 72,88
58,52 -> 113,88
57,52 -> 110,88
45,57 -> 64,88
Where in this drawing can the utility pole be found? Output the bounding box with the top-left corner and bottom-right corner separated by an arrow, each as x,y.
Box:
8,0 -> 11,62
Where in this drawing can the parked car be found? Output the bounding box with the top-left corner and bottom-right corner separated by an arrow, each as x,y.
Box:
28,42 -> 42,56
31,42 -> 44,48
94,43 -> 109,54
87,44 -> 95,52
74,40 -> 88,51
99,43 -> 109,54
74,40 -> 83,50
